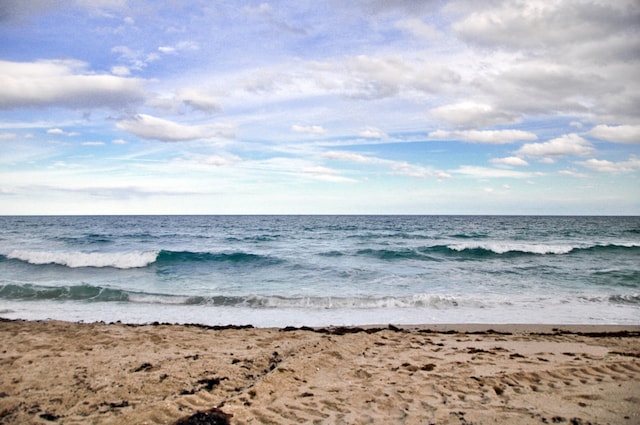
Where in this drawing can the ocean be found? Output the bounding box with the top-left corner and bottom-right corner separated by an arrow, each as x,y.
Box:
0,215 -> 638,327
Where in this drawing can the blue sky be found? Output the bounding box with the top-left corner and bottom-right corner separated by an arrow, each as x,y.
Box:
1,0 -> 639,215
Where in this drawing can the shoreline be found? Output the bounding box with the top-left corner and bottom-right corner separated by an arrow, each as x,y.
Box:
1,319 -> 639,424
5,317 -> 640,333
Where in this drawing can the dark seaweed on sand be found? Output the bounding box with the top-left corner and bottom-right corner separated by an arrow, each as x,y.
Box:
173,407 -> 232,425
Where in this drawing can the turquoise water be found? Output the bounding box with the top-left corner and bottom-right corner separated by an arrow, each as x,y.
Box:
0,215 -> 638,326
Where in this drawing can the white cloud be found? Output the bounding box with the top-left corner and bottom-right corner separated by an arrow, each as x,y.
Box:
322,150 -> 449,179
0,0 -> 48,22
441,0 -> 640,126
0,60 -> 145,110
177,88 -> 222,114
82,141 -> 105,146
588,124 -> 640,144
291,124 -> 326,135
75,0 -> 128,16
453,1 -> 637,50
111,46 -> 160,72
158,41 -> 199,55
0,0 -> 119,23
112,139 -> 127,145
343,54 -> 460,99
231,53 -> 459,103
244,2 -> 272,15
578,157 -> 640,174
428,129 -> 537,144
116,114 -> 233,142
158,46 -> 175,54
322,151 -> 374,163
434,170 -> 452,180
111,66 -> 130,76
487,62 -> 607,115
228,53 -> 459,105
516,133 -> 594,157
47,128 -> 78,136
429,102 -> 520,128
559,170 -> 588,178
0,133 -> 17,141
302,171 -> 357,184
302,166 -> 339,176
390,162 -> 447,179
490,156 -> 529,167
170,154 -> 241,169
396,18 -> 441,39
358,128 -> 387,139
244,2 -> 307,35
454,165 -> 537,179
203,155 -> 240,167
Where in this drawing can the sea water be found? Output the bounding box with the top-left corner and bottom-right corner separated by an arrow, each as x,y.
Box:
0,215 -> 638,327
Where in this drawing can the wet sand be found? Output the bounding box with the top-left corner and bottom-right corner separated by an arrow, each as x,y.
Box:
0,319 -> 639,424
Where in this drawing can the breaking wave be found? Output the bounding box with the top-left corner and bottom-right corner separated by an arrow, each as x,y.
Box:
356,243 -> 640,260
0,284 -> 470,308
4,250 -> 158,269
1,243 -> 637,270
2,283 -> 638,309
1,249 -> 281,269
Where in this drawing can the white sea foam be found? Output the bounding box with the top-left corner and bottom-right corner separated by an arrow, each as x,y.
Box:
7,250 -> 159,269
448,242 -> 579,255
127,293 -> 201,305
237,294 -> 471,309
617,242 -> 640,248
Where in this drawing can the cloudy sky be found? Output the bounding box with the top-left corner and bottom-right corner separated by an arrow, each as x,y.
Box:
1,0 -> 639,215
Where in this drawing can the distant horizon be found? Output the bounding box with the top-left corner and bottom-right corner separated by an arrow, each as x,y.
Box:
1,1 -> 639,215
2,213 -> 639,218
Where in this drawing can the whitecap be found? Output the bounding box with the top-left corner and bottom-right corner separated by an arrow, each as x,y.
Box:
7,250 -> 159,269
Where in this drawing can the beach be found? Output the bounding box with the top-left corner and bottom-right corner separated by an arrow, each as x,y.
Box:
1,319 -> 638,424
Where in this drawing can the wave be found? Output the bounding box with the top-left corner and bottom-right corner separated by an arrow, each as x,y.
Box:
2,249 -> 281,269
0,284 -> 469,308
449,233 -> 489,239
356,243 -> 640,260
446,243 -> 578,256
229,294 -> 471,309
2,243 -> 637,270
227,234 -> 283,242
609,294 -> 640,305
156,250 -> 280,265
575,243 -> 640,253
319,250 -> 345,257
4,250 -> 158,269
0,283 -> 130,302
356,248 -> 427,261
3,283 -> 638,308
347,232 -> 436,241
55,233 -> 114,245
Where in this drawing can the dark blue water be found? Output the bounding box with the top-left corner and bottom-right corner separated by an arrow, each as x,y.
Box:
0,216 -> 638,326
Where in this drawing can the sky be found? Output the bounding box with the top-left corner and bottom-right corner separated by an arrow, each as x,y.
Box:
0,0 -> 639,215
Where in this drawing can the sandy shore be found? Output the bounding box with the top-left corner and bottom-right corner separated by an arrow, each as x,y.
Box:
0,319 -> 638,424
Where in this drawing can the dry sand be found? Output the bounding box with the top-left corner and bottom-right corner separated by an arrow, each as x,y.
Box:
0,319 -> 639,425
